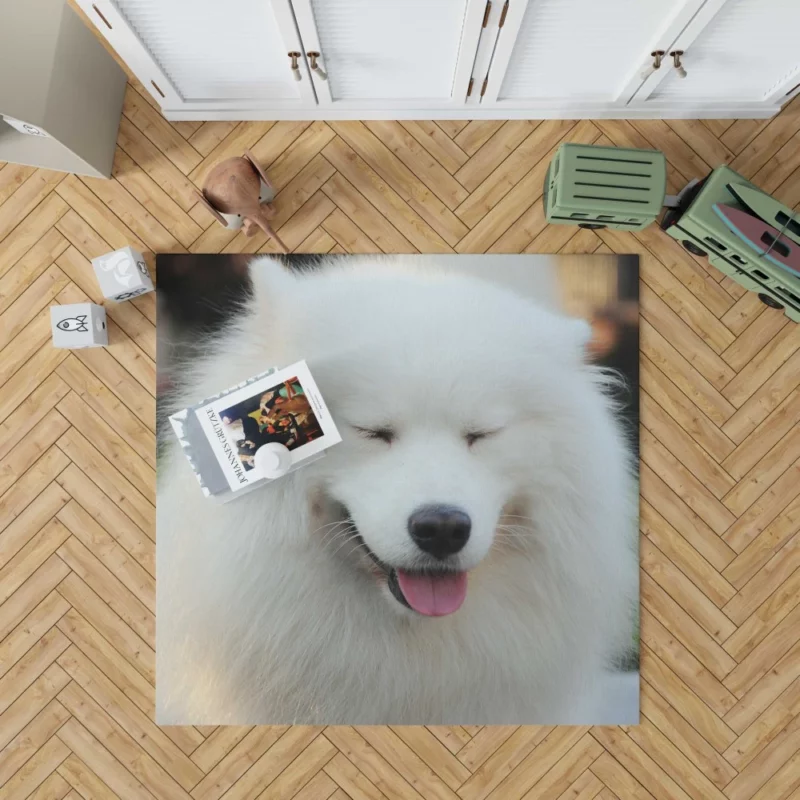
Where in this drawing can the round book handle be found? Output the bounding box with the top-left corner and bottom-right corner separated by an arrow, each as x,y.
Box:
254,443 -> 292,480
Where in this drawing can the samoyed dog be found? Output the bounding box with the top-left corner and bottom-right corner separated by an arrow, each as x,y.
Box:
156,255 -> 638,724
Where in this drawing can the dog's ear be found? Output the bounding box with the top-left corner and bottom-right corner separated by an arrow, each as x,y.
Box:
247,255 -> 297,304
568,318 -> 593,359
529,309 -> 594,363
548,316 -> 593,363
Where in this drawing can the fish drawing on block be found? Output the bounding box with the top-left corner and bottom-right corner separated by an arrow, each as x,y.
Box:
56,315 -> 89,332
713,204 -> 800,278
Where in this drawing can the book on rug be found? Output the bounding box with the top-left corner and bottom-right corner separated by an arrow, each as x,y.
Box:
169,360 -> 341,500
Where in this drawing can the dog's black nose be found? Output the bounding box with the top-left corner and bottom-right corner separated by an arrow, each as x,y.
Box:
408,505 -> 471,559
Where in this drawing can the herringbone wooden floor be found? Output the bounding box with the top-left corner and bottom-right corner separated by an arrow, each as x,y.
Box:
2,73 -> 800,798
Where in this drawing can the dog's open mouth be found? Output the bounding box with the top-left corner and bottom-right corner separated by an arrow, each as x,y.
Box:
356,532 -> 468,617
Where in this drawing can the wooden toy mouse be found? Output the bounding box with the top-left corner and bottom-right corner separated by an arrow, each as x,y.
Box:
195,150 -> 288,253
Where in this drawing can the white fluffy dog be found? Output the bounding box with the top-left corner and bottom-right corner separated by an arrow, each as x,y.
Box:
156,256 -> 638,724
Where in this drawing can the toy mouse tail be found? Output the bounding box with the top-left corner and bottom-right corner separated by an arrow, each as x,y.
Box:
254,214 -> 289,254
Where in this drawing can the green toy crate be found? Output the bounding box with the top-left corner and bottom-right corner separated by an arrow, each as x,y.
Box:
544,143 -> 667,231
660,165 -> 800,322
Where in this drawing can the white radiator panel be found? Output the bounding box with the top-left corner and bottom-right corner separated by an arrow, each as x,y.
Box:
498,0 -> 684,101
309,0 -> 469,100
113,0 -> 298,100
650,0 -> 800,101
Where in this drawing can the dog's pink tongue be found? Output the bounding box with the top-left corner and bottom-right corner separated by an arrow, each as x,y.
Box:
396,570 -> 468,616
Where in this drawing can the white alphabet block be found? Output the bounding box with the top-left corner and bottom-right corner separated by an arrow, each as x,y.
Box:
92,246 -> 154,301
50,303 -> 108,349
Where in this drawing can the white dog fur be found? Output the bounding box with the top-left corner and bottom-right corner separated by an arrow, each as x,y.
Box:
156,256 -> 638,724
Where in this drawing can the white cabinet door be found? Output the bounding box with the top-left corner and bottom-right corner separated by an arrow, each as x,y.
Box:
76,0 -> 316,112
481,0 -> 707,111
290,0 -> 486,109
632,0 -> 800,110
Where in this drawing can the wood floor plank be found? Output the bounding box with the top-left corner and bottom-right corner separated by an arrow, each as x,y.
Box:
58,681 -> 190,800
322,137 -> 452,252
57,752 -> 120,800
0,192 -> 69,280
55,174 -> 148,254
454,119 -> 576,229
0,162 -> 36,206
639,681 -> 736,789
56,536 -> 154,646
322,208 -> 378,253
723,535 -> 800,643
0,169 -> 65,244
189,726 -> 289,800
364,121 -> 469,210
459,122 -> 600,252
721,348 -> 800,444
454,121 -> 538,192
641,501 -> 736,609
457,727 -> 550,800
56,496 -> 154,604
642,574 -> 737,682
641,393 -> 735,501
400,121 -> 469,175
1,732 -> 70,800
78,172 -> 185,254
454,121 -> 505,156
435,120 -> 470,138
640,608 -> 737,717
330,121 -> 468,245
639,647 -> 737,752
0,264 -> 69,351
0,697 -> 70,788
640,357 -> 735,464
56,715 -> 159,800
256,733 -> 337,800
112,147 -> 203,248
0,228 -> 68,316
425,726 -> 472,756
57,645 -> 205,790
591,727 -> 700,800
117,116 -> 201,211
188,121 -> 238,158
122,84 -> 202,175
0,662 -> 70,750
321,173 -> 415,253
642,537 -> 736,644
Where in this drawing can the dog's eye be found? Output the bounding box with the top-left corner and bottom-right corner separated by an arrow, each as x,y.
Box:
464,429 -> 499,447
354,426 -> 395,443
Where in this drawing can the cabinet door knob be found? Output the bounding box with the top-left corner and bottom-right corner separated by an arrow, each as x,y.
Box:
640,50 -> 665,81
288,52 -> 302,81
307,52 -> 328,81
670,50 -> 687,79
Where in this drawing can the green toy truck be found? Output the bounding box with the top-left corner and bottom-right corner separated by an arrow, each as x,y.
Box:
660,165 -> 800,322
543,143 -> 667,232
543,142 -> 799,322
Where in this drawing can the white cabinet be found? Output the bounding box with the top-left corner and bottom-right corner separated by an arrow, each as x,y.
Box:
291,0 -> 486,109
631,0 -> 800,109
76,0 -> 800,120
480,0 -> 707,108
82,0 -> 316,112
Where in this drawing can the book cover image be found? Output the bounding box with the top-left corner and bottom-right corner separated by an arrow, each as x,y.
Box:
192,360 -> 341,493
